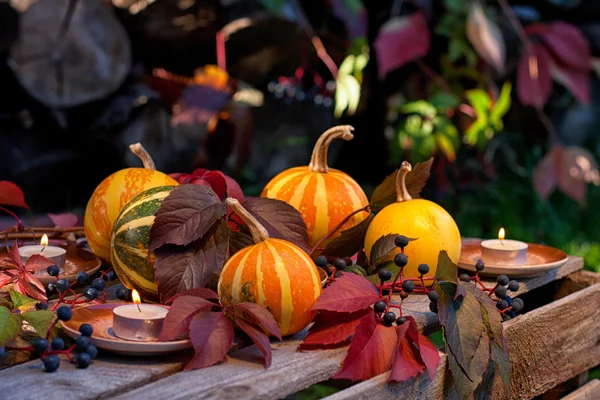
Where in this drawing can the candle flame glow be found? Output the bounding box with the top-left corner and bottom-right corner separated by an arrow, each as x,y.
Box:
132,290 -> 142,305
498,228 -> 505,241
40,234 -> 49,247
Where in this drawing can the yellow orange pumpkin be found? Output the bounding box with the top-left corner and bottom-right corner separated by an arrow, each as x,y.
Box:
218,198 -> 321,336
84,144 -> 178,262
261,125 -> 369,251
364,161 -> 461,278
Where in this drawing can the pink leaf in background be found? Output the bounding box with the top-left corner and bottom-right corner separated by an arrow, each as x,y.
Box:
551,62 -> 591,105
542,22 -> 591,71
516,43 -> 553,107
466,2 -> 505,72
0,181 -> 28,209
374,11 -> 430,78
48,213 -> 78,228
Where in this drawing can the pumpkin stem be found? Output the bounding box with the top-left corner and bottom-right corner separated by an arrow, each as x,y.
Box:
225,198 -> 270,243
396,161 -> 412,202
308,125 -> 355,173
129,143 -> 156,170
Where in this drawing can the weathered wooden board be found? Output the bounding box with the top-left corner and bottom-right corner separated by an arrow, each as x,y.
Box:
0,257 -> 585,399
561,379 -> 600,400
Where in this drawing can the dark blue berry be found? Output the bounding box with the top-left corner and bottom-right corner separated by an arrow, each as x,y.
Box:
47,265 -> 59,277
459,274 -> 471,282
116,287 -> 131,301
417,263 -> 430,275
47,282 -> 56,292
394,253 -> 408,267
79,323 -> 93,337
33,338 -> 48,353
378,268 -> 392,282
85,344 -> 98,359
76,271 -> 89,284
475,259 -> 485,272
84,287 -> 98,300
374,301 -> 387,313
507,310 -> 516,318
512,298 -> 524,312
502,313 -> 511,321
429,301 -> 438,313
51,338 -> 64,351
315,256 -> 327,268
495,286 -> 507,299
496,299 -> 509,310
383,311 -> 396,325
92,278 -> 105,291
497,275 -> 509,286
428,290 -> 439,302
76,352 -> 91,369
106,270 -> 117,281
503,295 -> 513,306
36,302 -> 48,310
43,355 -> 60,372
333,259 -> 346,270
76,336 -> 89,351
508,280 -> 519,291
402,280 -> 414,293
396,316 -> 407,325
394,235 -> 409,248
56,306 -> 72,321
56,279 -> 69,293
0,346 -> 5,359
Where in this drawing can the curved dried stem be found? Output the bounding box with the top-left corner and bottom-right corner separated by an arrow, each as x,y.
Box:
225,198 -> 269,243
396,161 -> 412,202
308,125 -> 354,173
129,143 -> 156,170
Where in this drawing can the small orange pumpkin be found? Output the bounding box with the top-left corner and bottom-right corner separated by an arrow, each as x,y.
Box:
84,144 -> 178,262
218,198 -> 322,336
261,125 -> 369,251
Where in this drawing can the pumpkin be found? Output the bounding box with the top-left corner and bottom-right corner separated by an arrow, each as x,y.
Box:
84,143 -> 178,261
110,185 -> 176,302
261,125 -> 369,251
218,198 -> 322,336
363,161 -> 461,278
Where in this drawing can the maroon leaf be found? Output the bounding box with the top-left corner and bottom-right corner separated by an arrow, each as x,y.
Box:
223,175 -> 245,203
551,63 -> 590,105
48,212 -> 78,228
17,273 -> 47,301
230,302 -> 282,340
25,254 -> 56,272
369,234 -> 399,266
389,323 -> 425,382
542,22 -> 591,71
160,296 -> 215,341
374,11 -> 430,78
322,213 -> 374,258
466,1 -> 505,72
170,169 -> 228,200
228,229 -> 254,256
148,184 -> 227,254
242,198 -> 310,254
299,308 -> 370,350
155,219 -> 229,302
309,272 -> 381,313
403,316 -> 440,379
186,311 -> 234,370
164,287 -> 220,305
517,43 -> 553,107
8,241 -> 23,271
0,181 -> 28,209
232,316 -> 272,368
333,312 -> 397,381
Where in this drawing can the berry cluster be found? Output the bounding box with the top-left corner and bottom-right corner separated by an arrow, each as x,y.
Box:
266,70 -> 335,107
459,260 -> 525,321
315,255 -> 352,280
0,306 -> 98,372
42,266 -> 118,311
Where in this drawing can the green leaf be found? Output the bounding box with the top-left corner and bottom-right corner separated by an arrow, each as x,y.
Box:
490,82 -> 512,124
346,264 -> 368,277
448,38 -> 465,62
429,91 -> 460,110
322,214 -> 374,258
466,89 -> 491,121
10,290 -> 37,311
369,234 -> 399,270
491,341 -> 511,395
444,0 -> 466,13
0,307 -> 22,346
22,310 -> 56,338
399,100 -> 436,118
465,118 -> 487,146
434,250 -> 458,283
366,261 -> 398,285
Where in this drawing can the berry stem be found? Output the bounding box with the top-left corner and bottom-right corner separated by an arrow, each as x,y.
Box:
0,206 -> 23,231
45,321 -> 59,339
309,204 -> 370,255
387,268 -> 403,305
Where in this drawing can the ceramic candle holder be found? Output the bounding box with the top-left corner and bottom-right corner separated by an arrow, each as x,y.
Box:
19,245 -> 67,270
481,239 -> 528,266
112,304 -> 169,341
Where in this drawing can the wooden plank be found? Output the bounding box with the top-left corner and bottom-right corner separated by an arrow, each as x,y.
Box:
0,257 -> 584,399
561,380 -> 600,400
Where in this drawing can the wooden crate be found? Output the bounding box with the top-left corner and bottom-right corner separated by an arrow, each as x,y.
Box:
1,257 -> 599,400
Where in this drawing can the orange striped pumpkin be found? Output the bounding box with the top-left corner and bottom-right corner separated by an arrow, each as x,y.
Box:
218,199 -> 321,336
261,126 -> 369,251
84,144 -> 178,262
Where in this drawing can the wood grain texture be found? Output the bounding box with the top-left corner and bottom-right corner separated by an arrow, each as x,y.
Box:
561,380 -> 600,400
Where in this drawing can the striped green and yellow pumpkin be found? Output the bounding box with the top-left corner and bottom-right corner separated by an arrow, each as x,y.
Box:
218,198 -> 322,336
110,186 -> 176,302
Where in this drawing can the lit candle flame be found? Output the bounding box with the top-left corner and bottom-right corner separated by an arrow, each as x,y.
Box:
498,228 -> 505,241
132,289 -> 142,312
40,234 -> 49,247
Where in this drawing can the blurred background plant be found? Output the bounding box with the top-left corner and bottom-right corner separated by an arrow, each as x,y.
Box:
1,0 -> 599,278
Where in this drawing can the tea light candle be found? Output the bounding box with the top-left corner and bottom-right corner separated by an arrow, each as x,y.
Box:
481,228 -> 528,266
112,290 -> 169,341
19,234 -> 67,270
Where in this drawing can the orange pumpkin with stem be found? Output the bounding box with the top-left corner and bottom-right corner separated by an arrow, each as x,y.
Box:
84,144 -> 178,262
363,161 -> 461,278
218,198 -> 322,336
260,125 -> 369,252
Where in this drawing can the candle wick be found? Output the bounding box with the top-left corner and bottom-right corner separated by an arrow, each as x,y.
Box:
41,247 -> 45,253
500,239 -> 504,246
137,303 -> 142,312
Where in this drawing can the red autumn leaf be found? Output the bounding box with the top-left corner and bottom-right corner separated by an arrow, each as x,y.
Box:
17,273 -> 47,301
170,169 -> 228,200
334,312 -> 397,381
232,316 -> 273,368
542,22 -> 590,71
164,287 -> 220,304
25,254 -> 56,272
159,296 -> 215,341
551,63 -> 590,105
403,316 -> 440,379
48,212 -> 78,228
0,273 -> 16,287
186,311 -> 234,370
309,272 -> 381,313
8,241 -> 23,270
299,308 -> 370,350
517,43 -> 553,107
0,181 -> 28,209
223,175 -> 245,203
389,323 -> 425,382
230,302 -> 282,340
374,11 -> 430,78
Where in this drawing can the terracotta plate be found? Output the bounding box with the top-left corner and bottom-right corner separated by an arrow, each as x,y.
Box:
459,239 -> 568,278
61,303 -> 192,356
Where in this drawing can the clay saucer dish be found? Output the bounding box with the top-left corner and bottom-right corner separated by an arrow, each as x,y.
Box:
459,239 -> 568,278
61,303 -> 192,356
